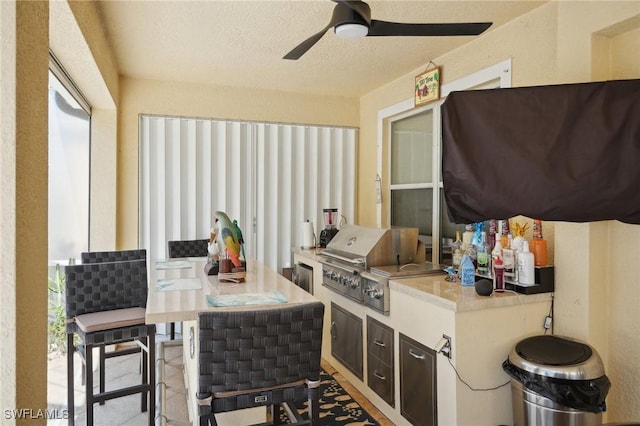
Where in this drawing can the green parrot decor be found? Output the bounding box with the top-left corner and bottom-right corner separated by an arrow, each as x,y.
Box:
214,211 -> 244,268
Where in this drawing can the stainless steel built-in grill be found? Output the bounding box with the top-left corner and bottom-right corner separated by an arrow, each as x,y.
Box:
319,225 -> 443,315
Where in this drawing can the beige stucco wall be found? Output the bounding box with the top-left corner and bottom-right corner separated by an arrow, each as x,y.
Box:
0,0 -> 119,422
0,2 -> 49,423
359,1 -> 640,421
598,24 -> 640,420
116,78 -> 359,249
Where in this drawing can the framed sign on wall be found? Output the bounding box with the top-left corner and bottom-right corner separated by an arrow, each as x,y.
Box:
415,66 -> 440,107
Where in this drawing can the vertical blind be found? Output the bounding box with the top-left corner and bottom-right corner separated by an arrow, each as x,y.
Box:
139,115 -> 357,272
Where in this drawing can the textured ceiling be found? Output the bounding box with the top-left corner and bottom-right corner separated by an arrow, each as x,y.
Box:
96,0 -> 547,97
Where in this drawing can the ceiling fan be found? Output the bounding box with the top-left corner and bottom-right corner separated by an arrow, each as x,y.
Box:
283,0 -> 492,60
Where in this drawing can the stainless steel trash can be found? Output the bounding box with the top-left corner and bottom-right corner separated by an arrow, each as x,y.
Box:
502,335 -> 611,426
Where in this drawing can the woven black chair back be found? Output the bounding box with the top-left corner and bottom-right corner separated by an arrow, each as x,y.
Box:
197,302 -> 324,417
81,248 -> 146,264
65,259 -> 148,333
168,239 -> 209,258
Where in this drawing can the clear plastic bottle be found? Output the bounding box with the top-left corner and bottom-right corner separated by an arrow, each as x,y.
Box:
459,253 -> 476,286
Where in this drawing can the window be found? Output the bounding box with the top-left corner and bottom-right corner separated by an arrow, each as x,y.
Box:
380,59 -> 511,264
48,67 -> 91,263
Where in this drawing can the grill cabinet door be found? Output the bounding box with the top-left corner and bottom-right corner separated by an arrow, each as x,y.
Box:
400,333 -> 437,426
330,302 -> 363,379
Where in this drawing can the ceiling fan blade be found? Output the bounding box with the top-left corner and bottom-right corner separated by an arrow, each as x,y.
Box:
367,20 -> 492,37
283,25 -> 332,60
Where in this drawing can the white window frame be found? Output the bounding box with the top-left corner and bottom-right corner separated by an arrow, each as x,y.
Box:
377,59 -> 512,263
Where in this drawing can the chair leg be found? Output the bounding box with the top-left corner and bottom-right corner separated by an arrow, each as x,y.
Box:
67,334 -> 75,426
99,346 -> 106,405
141,338 -> 148,412
308,386 -> 320,426
85,343 -> 94,426
148,331 -> 156,426
270,404 -> 285,425
199,413 -> 216,426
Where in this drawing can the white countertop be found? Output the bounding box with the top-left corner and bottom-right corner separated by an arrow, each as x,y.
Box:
145,257 -> 319,324
291,246 -> 325,262
390,274 -> 552,312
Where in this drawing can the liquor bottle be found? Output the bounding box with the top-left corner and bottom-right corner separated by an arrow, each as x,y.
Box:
476,231 -> 490,276
487,219 -> 497,252
500,219 -> 511,249
502,235 -> 516,282
517,240 -> 536,285
451,230 -> 463,270
530,219 -> 548,266
491,231 -> 503,265
462,224 -> 473,252
493,256 -> 505,292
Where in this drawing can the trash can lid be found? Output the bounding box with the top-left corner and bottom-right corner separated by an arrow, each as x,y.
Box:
508,335 -> 605,380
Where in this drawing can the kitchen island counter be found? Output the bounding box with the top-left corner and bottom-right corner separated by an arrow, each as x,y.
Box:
146,257 -> 319,324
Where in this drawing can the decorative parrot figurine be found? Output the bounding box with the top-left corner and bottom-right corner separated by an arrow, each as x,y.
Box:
232,219 -> 246,261
214,211 -> 242,267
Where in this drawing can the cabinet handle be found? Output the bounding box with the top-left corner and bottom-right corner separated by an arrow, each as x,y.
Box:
373,339 -> 386,348
409,348 -> 425,360
373,370 -> 386,381
189,326 -> 195,359
331,322 -> 336,339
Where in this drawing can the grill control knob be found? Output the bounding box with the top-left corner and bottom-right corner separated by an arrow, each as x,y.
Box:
349,280 -> 359,289
365,286 -> 383,299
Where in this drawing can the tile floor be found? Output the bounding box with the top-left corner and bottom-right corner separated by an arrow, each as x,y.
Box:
47,337 -> 393,426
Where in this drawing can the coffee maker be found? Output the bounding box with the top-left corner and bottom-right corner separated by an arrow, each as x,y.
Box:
319,208 -> 339,248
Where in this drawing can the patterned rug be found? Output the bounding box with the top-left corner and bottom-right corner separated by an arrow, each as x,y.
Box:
281,369 -> 380,426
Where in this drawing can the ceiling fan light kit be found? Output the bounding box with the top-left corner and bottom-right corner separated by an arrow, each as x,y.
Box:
335,23 -> 369,39
283,0 -> 493,60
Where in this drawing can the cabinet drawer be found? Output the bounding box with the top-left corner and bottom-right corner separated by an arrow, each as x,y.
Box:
367,354 -> 394,407
367,316 -> 393,364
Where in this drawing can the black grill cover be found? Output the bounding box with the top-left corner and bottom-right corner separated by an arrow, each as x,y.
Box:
442,79 -> 640,224
502,359 -> 611,413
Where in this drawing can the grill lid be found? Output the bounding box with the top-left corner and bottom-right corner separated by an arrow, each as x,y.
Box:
322,225 -> 419,269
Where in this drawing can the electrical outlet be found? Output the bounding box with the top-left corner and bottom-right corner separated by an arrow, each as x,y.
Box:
440,334 -> 452,359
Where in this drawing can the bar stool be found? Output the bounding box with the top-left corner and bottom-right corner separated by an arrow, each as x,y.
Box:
167,239 -> 209,339
65,258 -> 155,426
80,249 -> 148,400
196,302 -> 325,426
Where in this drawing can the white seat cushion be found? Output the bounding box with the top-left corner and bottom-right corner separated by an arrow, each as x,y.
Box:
75,307 -> 146,333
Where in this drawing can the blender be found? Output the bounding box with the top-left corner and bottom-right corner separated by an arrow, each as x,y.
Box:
319,208 -> 340,247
